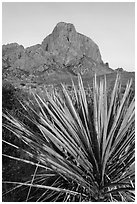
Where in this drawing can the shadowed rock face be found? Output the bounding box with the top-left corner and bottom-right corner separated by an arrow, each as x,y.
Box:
2,22 -> 113,76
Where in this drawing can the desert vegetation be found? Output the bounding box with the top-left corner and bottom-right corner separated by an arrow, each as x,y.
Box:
2,74 -> 135,202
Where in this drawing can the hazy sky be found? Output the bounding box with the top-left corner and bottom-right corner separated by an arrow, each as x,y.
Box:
2,2 -> 135,71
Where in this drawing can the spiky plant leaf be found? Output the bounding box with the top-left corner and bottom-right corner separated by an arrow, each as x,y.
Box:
3,74 -> 135,202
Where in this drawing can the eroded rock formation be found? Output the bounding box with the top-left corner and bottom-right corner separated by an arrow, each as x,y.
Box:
2,22 -> 113,77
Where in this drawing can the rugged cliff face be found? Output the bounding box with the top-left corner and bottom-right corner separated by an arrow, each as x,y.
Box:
2,22 -> 113,85
42,22 -> 102,65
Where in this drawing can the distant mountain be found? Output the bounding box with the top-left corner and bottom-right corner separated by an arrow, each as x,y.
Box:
2,22 -> 113,80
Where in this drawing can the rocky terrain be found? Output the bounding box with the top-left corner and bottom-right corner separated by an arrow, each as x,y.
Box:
2,22 -> 115,88
2,22 -> 135,92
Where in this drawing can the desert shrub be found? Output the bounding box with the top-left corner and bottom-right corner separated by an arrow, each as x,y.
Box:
2,81 -> 17,111
2,74 -> 135,202
2,82 -> 23,154
2,82 -> 40,162
2,82 -> 41,201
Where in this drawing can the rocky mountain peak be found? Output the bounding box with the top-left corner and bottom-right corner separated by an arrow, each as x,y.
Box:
52,22 -> 76,35
41,22 -> 104,68
3,22 -> 113,79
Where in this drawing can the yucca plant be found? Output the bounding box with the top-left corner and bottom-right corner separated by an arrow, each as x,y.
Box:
2,74 -> 135,202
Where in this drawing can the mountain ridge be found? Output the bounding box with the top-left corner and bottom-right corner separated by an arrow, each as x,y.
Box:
3,22 -> 134,91
2,22 -> 113,76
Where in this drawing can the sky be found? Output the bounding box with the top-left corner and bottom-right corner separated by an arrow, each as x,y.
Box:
2,2 -> 135,71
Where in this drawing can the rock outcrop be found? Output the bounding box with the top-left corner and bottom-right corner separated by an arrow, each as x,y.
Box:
42,22 -> 102,66
2,22 -> 113,77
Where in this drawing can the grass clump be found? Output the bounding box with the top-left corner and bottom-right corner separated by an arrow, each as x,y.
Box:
2,74 -> 135,202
